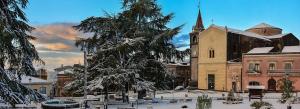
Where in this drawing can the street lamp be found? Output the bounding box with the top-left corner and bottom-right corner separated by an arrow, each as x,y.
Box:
83,42 -> 88,99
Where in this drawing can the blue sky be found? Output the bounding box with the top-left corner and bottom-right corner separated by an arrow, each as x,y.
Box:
25,0 -> 300,69
25,0 -> 300,36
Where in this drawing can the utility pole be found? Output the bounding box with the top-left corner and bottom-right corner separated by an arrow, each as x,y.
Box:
84,42 -> 88,99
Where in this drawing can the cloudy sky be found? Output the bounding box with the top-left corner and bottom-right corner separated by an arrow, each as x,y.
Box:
30,23 -> 85,70
25,0 -> 300,70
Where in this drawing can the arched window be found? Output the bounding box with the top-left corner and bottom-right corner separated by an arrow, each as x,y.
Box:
249,81 -> 260,86
192,36 -> 197,43
209,48 -> 215,58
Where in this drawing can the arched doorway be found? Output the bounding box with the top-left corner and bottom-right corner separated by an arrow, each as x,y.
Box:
268,78 -> 276,91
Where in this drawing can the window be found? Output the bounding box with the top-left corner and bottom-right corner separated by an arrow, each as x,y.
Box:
248,63 -> 255,71
284,63 -> 292,70
248,63 -> 260,73
39,87 -> 46,94
269,63 -> 276,70
249,81 -> 260,86
284,63 -> 292,73
209,49 -> 215,58
254,63 -> 260,71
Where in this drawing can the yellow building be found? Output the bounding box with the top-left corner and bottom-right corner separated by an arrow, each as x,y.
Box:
197,25 -> 227,91
21,76 -> 53,96
191,10 -> 299,91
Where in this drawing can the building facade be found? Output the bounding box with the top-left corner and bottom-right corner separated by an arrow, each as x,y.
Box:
242,46 -> 300,92
166,63 -> 191,87
34,68 -> 48,80
54,65 -> 75,97
191,10 -> 299,91
226,62 -> 242,92
21,76 -> 53,96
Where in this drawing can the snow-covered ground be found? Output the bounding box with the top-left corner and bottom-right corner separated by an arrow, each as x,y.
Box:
107,99 -> 299,109
86,91 -> 300,109
4,91 -> 298,109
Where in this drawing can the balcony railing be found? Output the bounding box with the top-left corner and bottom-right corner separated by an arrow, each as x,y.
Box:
268,69 -> 300,76
247,70 -> 261,74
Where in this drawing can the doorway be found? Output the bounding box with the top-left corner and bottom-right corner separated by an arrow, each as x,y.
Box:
268,78 -> 276,91
208,74 -> 215,90
232,82 -> 237,92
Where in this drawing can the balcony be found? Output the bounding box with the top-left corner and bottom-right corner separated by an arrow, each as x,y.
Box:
268,69 -> 300,76
247,70 -> 262,75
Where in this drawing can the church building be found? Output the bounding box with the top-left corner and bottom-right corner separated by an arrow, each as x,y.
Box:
190,9 -> 299,91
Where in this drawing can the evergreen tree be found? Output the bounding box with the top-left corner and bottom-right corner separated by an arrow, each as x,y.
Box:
66,0 -> 188,98
277,77 -> 294,103
0,0 -> 45,106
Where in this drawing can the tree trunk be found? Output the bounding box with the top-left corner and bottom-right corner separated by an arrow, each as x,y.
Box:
105,87 -> 108,101
0,58 -> 4,69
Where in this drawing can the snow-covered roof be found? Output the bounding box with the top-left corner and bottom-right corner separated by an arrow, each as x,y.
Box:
58,69 -> 73,74
265,33 -> 290,39
248,23 -> 281,29
282,46 -> 300,53
211,25 -> 271,41
246,46 -> 300,54
246,85 -> 265,89
167,63 -> 190,66
21,76 -> 51,84
209,24 -> 297,42
247,47 -> 274,54
54,66 -> 73,71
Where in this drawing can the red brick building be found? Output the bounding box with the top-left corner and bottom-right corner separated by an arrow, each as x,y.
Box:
166,63 -> 191,87
54,65 -> 74,97
242,46 -> 300,92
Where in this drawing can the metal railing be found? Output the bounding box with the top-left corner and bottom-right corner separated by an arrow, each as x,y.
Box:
267,69 -> 300,76
247,70 -> 262,74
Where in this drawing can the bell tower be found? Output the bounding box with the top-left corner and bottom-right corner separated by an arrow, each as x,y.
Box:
189,8 -> 205,87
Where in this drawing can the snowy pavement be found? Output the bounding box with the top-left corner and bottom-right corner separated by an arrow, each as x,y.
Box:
87,91 -> 300,109
106,99 -> 300,109
1,91 -> 297,109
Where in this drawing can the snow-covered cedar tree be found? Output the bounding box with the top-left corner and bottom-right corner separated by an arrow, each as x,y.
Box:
0,0 -> 45,106
65,0 -> 189,97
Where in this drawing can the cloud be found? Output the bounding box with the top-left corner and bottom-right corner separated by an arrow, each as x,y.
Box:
30,23 -> 190,70
30,23 -> 87,70
172,34 -> 190,50
30,23 -> 89,52
37,43 -> 72,51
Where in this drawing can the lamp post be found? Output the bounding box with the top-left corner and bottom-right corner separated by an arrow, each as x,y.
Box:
83,42 -> 88,99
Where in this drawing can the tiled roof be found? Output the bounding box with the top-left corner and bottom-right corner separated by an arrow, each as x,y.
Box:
211,25 -> 271,41
210,24 -> 292,41
248,23 -> 281,29
247,47 -> 274,54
